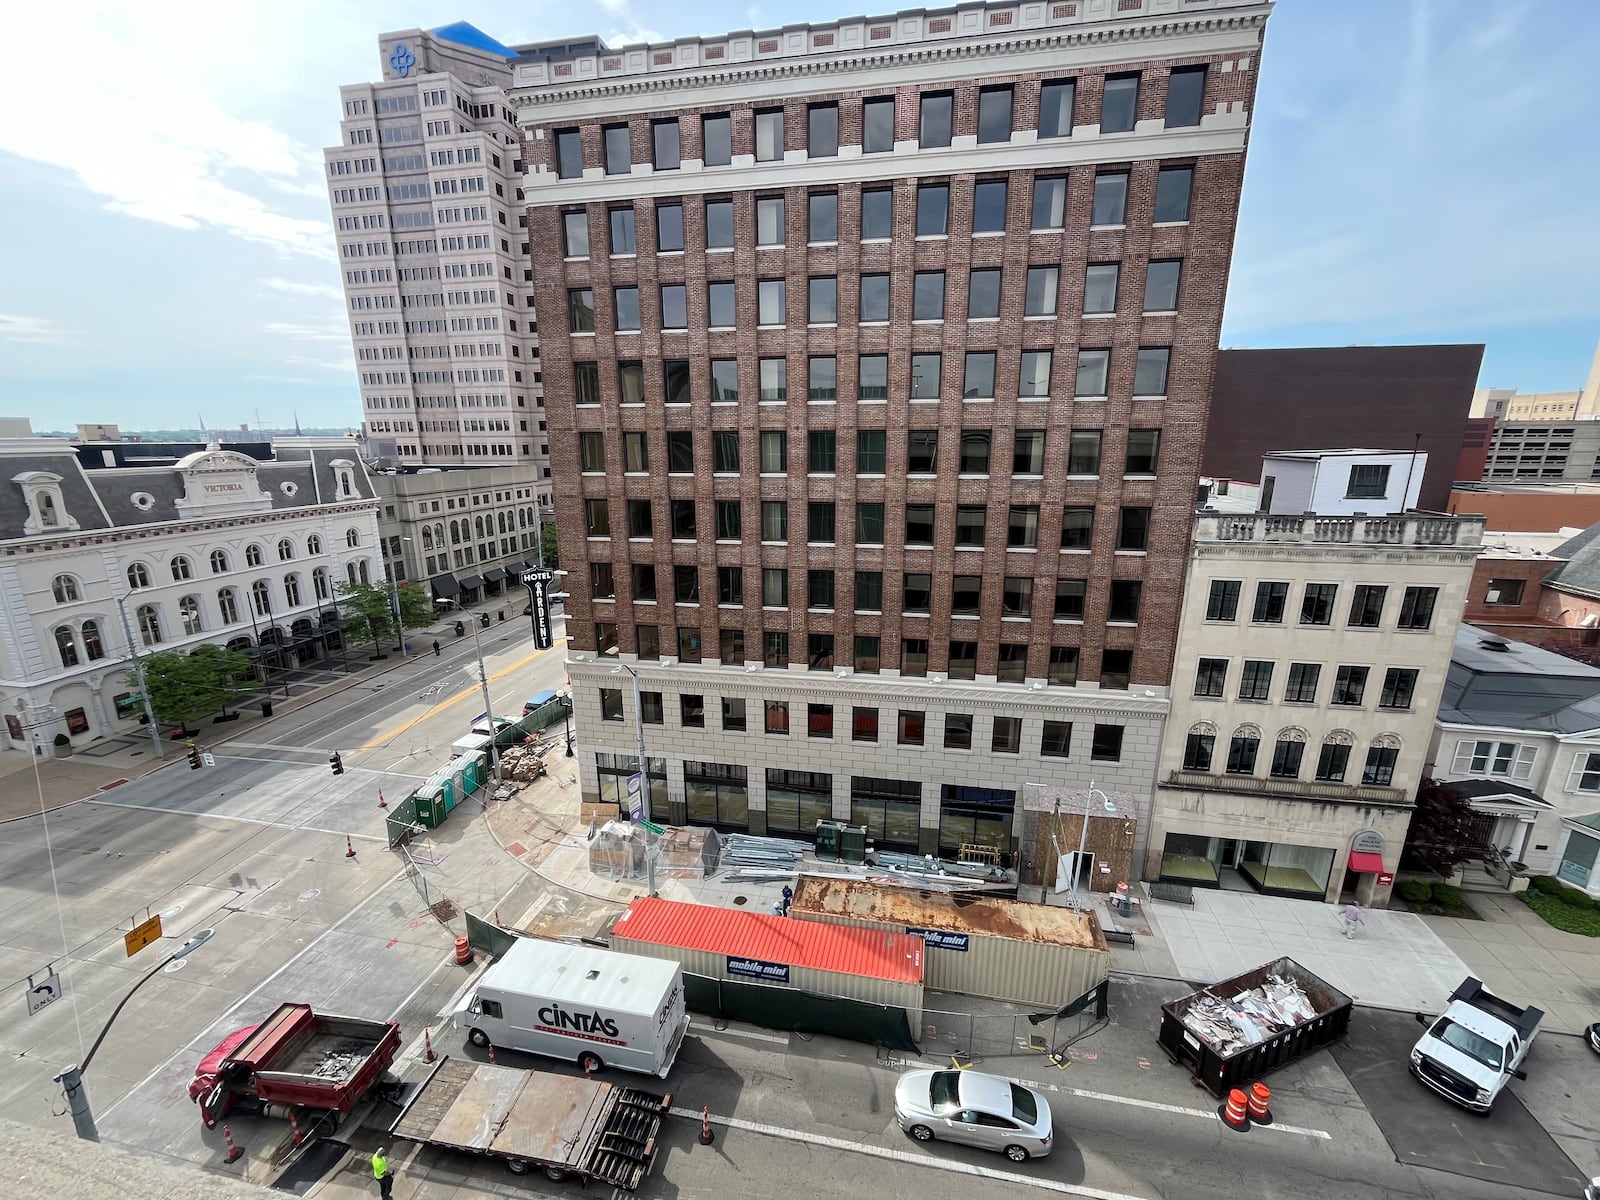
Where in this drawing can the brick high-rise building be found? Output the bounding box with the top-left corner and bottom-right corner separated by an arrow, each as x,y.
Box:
513,0 -> 1271,889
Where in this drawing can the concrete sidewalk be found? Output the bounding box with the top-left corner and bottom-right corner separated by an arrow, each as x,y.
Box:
480,770 -> 1598,1034
0,599 -> 522,822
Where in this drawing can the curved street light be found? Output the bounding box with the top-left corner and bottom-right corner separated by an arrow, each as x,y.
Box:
56,928 -> 216,1141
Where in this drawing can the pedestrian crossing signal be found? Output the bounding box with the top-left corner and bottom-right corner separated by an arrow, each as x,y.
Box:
187,740 -> 202,770
330,751 -> 345,776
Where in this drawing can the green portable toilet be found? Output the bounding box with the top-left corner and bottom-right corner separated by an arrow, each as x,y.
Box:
840,824 -> 868,863
416,789 -> 447,829
815,821 -> 841,861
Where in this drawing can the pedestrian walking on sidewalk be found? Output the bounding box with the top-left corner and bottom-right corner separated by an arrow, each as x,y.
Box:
1339,902 -> 1364,940
432,639 -> 441,657
372,1145 -> 394,1199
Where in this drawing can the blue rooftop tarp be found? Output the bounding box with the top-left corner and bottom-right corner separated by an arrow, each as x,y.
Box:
430,21 -> 518,59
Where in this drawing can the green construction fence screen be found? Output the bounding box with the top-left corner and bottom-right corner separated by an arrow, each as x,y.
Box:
682,973 -> 918,1053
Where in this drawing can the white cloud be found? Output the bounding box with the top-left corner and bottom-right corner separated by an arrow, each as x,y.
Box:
262,277 -> 346,303
1,1 -> 338,259
0,315 -> 77,345
263,321 -> 349,344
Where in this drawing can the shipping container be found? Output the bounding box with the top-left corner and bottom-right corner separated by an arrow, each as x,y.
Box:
1157,956 -> 1353,1097
789,876 -> 1110,1009
608,897 -> 924,1029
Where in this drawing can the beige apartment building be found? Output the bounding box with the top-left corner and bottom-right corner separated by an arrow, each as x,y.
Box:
1153,455 -> 1484,906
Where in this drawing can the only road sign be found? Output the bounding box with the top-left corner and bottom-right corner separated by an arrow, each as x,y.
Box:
26,972 -> 61,1016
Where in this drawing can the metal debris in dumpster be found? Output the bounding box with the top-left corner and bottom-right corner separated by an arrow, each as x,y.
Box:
1157,956 -> 1352,1096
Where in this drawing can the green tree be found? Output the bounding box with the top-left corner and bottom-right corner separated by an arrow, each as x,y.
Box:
1401,779 -> 1483,876
540,522 -> 559,570
335,580 -> 436,659
133,645 -> 254,734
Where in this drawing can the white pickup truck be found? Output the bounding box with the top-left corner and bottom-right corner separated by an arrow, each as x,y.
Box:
1410,977 -> 1542,1113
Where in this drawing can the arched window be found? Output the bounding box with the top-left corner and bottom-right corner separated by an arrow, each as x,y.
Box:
170,555 -> 193,582
1315,730 -> 1357,784
358,559 -> 370,584
136,604 -> 162,646
421,527 -> 433,550
346,528 -> 360,548
346,562 -> 359,587
307,533 -> 323,555
51,574 -> 79,603
450,520 -> 461,544
210,549 -> 229,574
82,619 -> 104,662
1182,721 -> 1217,772
252,580 -> 272,617
245,544 -> 264,567
277,538 -> 295,561
127,562 -> 152,590
179,595 -> 203,636
517,509 -> 526,529
312,567 -> 330,601
218,588 -> 239,624
285,574 -> 302,606
497,512 -> 507,534
434,523 -> 444,547
475,515 -> 486,538
55,626 -> 79,667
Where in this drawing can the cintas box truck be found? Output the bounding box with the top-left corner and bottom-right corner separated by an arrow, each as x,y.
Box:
453,937 -> 688,1078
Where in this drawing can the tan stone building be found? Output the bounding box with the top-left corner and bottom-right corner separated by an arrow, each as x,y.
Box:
1150,491 -> 1484,906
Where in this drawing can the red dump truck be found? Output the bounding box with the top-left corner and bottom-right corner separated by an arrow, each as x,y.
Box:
188,1002 -> 401,1131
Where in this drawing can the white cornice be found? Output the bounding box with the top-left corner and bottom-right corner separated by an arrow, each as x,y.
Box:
511,9 -> 1269,119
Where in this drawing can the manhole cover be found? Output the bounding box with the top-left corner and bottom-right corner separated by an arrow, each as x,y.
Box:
431,898 -> 458,920
298,889 -> 321,903
733,896 -> 747,906
163,959 -> 188,974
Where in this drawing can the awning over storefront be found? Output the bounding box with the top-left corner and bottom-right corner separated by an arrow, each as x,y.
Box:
459,574 -> 484,591
430,573 -> 460,598
483,567 -> 506,583
1347,851 -> 1385,873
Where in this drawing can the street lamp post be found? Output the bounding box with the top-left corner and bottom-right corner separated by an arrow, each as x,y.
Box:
441,598 -> 501,787
112,596 -> 165,759
386,563 -> 408,659
1053,783 -> 1118,913
603,649 -> 656,897
55,929 -> 215,1140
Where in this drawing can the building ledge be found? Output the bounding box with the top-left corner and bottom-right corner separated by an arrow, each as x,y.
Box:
1195,513 -> 1485,549
1161,770 -> 1409,807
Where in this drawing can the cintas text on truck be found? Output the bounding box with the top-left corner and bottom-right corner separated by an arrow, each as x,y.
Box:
1410,976 -> 1542,1113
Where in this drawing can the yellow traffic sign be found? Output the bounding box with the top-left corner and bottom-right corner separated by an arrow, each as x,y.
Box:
124,913 -> 162,957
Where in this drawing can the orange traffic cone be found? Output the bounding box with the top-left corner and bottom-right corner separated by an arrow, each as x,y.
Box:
698,1105 -> 715,1145
1247,1082 -> 1273,1125
222,1124 -> 243,1163
345,835 -> 357,858
424,1028 -> 436,1063
378,789 -> 387,808
1219,1087 -> 1250,1132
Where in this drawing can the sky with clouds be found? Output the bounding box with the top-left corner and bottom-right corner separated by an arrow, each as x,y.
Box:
1,0 -> 1596,431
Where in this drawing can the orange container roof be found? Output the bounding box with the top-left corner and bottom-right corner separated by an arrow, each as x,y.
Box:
611,897 -> 924,983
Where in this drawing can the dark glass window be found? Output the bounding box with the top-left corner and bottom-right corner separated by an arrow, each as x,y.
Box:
1100,650 -> 1132,690
709,359 -> 737,401
903,572 -> 933,613
555,128 -> 582,178
862,97 -> 895,153
1101,73 -> 1140,133
568,288 -> 595,332
1194,657 -> 1227,697
808,192 -> 838,242
664,358 -> 691,405
920,92 -> 953,147
1154,165 -> 1194,222
1126,429 -> 1160,474
705,199 -> 734,248
905,505 -> 935,544
963,352 -> 996,399
856,503 -> 885,545
674,564 -> 700,603
916,184 -> 949,236
708,280 -> 736,327
1049,647 -> 1079,685
959,430 -> 992,474
1227,734 -> 1260,775
1091,723 -> 1124,762
1117,507 -> 1150,551
1055,579 -> 1086,620
1362,746 -> 1399,787
603,124 -> 631,174
972,179 -> 1008,233
808,568 -> 835,608
1165,65 -> 1207,128
1031,176 -> 1066,229
1349,584 -> 1387,628
1284,662 -> 1320,703
670,499 -> 696,539
1270,740 -> 1304,779
1238,660 -> 1273,701
1380,668 -> 1418,710
656,202 -> 684,252
862,188 -> 893,239
1062,507 -> 1094,549
1145,260 -> 1182,311
968,268 -> 1002,319
911,353 -> 942,398
859,355 -> 889,400
1332,665 -> 1369,706
1109,580 -> 1142,623
1399,586 -> 1438,630
666,430 -> 694,473
807,501 -> 837,543
859,274 -> 891,322
857,430 -> 886,473
1183,733 -> 1215,772
855,571 -> 883,611
613,286 -> 640,330
907,429 -> 939,473
977,86 -> 1013,143
1038,80 -> 1075,137
808,103 -> 839,157
1042,721 -> 1072,757
562,210 -> 589,256
1076,349 -> 1110,396
809,355 -> 836,400
1206,579 -> 1241,620
1316,742 -> 1351,783
1092,171 -> 1129,226
1252,582 -> 1288,623
1300,583 -> 1337,626
1133,347 -> 1170,396
913,271 -> 945,320
702,113 -> 731,166
652,118 -> 680,169
660,284 -> 687,329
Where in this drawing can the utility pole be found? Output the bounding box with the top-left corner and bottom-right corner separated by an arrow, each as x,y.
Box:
113,595 -> 164,759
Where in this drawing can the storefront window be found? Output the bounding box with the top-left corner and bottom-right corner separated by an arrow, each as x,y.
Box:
938,785 -> 1015,856
684,760 -> 749,829
1239,840 -> 1334,898
595,752 -> 666,814
765,769 -> 832,837
850,776 -> 921,850
1159,833 -> 1221,884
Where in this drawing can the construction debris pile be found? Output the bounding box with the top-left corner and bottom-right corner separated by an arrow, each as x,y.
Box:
1178,973 -> 1321,1055
303,1041 -> 377,1081
494,744 -> 548,783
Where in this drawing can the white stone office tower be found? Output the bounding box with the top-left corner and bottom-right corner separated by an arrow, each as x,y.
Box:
324,21 -> 550,497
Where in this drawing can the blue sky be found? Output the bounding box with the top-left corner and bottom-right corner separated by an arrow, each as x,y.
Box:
1,0 -> 1596,430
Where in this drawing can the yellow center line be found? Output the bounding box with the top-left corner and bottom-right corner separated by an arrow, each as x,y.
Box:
356,640 -> 565,750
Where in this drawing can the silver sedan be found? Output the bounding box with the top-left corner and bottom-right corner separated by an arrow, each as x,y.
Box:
893,1068 -> 1053,1162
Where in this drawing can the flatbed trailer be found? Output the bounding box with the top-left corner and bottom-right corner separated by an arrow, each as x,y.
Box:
390,1056 -> 671,1187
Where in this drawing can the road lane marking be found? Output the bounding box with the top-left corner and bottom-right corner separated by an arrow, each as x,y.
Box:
86,798 -> 387,841
356,645 -> 555,750
690,1019 -> 791,1045
667,1107 -> 1153,1200
902,1068 -> 1337,1139
100,861 -> 409,1123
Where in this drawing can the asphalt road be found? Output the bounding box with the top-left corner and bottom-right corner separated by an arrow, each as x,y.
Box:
4,608 -> 1598,1200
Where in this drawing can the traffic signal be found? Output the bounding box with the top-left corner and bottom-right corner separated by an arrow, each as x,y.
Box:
187,741 -> 202,770
329,751 -> 345,776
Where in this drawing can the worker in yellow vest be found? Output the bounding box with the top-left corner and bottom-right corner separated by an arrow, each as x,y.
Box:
372,1144 -> 393,1199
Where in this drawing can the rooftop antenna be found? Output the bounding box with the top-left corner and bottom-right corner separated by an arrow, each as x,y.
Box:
294,411 -> 302,436
1401,432 -> 1421,512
